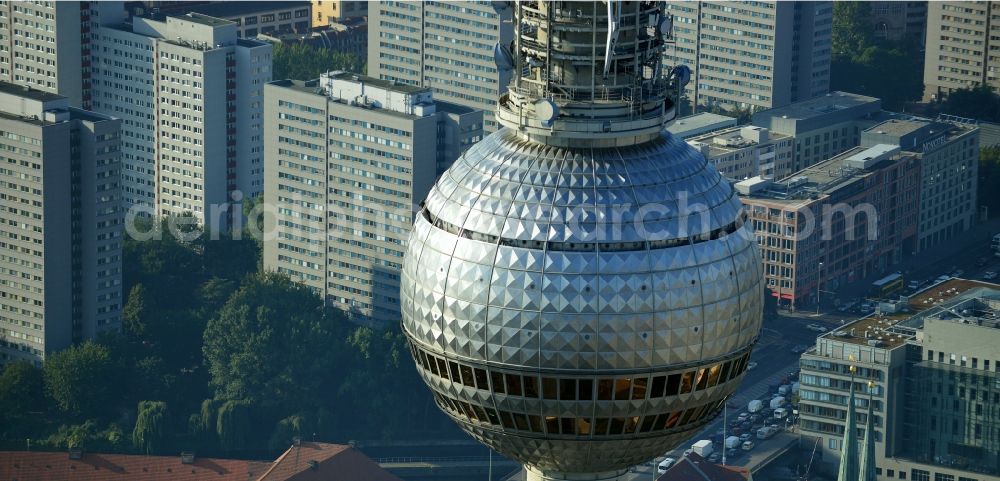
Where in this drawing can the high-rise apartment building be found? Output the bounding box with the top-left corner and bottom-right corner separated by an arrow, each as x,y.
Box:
311,0 -> 367,27
752,91 -> 884,172
664,1 -> 832,113
263,72 -> 482,324
923,2 -> 1000,101
687,125 -> 794,180
0,1 -> 124,108
140,2 -> 313,39
0,82 -> 122,365
799,278 -> 1000,481
736,144 -> 920,310
91,13 -> 271,223
861,117 -> 980,252
871,1 -> 927,43
368,1 -> 513,133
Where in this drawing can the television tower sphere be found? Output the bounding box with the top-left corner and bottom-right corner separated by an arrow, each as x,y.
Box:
401,2 -> 763,480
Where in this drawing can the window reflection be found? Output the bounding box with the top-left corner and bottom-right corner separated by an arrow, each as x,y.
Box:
679,371 -> 693,394
706,364 -> 721,387
578,378 -> 593,400
632,377 -> 648,400
523,376 -> 539,398
695,368 -> 709,391
542,377 -> 558,399
577,417 -> 592,435
560,378 -> 576,400
666,373 -> 681,395
650,375 -> 666,397
506,373 -> 523,396
614,378 -> 632,400
598,378 -> 614,400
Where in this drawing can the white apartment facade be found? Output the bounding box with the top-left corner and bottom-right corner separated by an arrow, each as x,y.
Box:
91,12 -> 271,224
687,125 -> 794,179
664,1 -> 832,113
0,82 -> 122,365
263,72 -> 482,325
368,1 -> 513,133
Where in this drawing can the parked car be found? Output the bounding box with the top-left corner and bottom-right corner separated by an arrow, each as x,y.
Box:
657,458 -> 677,474
707,452 -> 721,464
741,440 -> 755,451
806,323 -> 827,332
747,361 -> 758,370
984,271 -> 998,281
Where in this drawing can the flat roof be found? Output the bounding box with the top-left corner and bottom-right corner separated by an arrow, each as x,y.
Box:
738,145 -> 908,205
866,118 -> 929,137
0,81 -> 64,102
688,126 -> 792,157
159,1 -> 309,19
667,112 -> 737,134
754,91 -> 880,122
819,278 -> 1000,349
170,12 -> 234,27
326,71 -> 427,95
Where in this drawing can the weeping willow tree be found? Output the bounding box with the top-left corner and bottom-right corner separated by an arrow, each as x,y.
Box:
133,401 -> 168,454
216,399 -> 253,451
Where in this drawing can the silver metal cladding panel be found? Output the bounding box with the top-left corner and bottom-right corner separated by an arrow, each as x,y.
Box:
401,127 -> 763,472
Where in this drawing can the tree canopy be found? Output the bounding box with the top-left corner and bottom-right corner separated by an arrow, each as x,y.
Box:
271,43 -> 364,81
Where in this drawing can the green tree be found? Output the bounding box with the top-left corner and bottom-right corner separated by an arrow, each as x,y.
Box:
122,284 -> 148,339
980,146 -> 1000,217
935,86 -> 1000,121
133,401 -> 168,454
832,1 -> 874,60
43,342 -> 117,418
216,399 -> 254,451
271,43 -> 363,81
203,272 -> 333,407
0,361 -> 45,438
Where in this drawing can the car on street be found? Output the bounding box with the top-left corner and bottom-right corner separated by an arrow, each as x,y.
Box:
657,457 -> 677,474
707,452 -> 721,463
746,361 -> 758,370
806,323 -> 827,332
984,271 -> 998,281
791,344 -> 809,353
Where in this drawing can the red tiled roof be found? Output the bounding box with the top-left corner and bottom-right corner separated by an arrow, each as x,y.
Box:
656,453 -> 752,481
257,442 -> 403,481
0,451 -> 270,481
0,443 -> 400,481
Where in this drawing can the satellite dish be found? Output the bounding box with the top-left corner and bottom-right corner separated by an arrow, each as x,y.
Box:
659,15 -> 673,37
534,98 -> 559,126
672,65 -> 691,88
492,0 -> 508,14
494,42 -> 514,72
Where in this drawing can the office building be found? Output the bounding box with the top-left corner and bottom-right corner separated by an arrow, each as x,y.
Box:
871,2 -> 927,43
0,82 -> 122,365
311,0 -> 367,27
664,1 -> 832,112
368,1 -> 514,132
923,2 -> 999,101
133,2 -> 312,38
751,91 -> 884,171
861,116 -> 980,252
687,125 -> 794,179
736,144 -> 920,309
263,72 -> 481,325
0,1 -> 125,108
92,12 -> 271,222
666,112 -> 738,140
799,278 -> 1000,481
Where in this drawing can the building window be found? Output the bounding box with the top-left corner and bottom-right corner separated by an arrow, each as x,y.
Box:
245,15 -> 257,25
912,470 -> 930,481
888,470 -> 895,478
935,474 -> 954,481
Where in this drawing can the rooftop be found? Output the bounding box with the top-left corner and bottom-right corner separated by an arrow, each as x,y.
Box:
656,453 -> 751,481
171,12 -> 235,27
158,1 -> 309,19
0,81 -> 65,103
735,144 -> 906,204
817,278 -> 1000,350
0,443 -> 401,481
752,91 -> 880,123
666,112 -> 738,139
324,71 -> 427,96
688,125 -> 791,157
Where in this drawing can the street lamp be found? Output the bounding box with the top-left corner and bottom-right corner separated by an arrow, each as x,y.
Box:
816,261 -> 824,315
